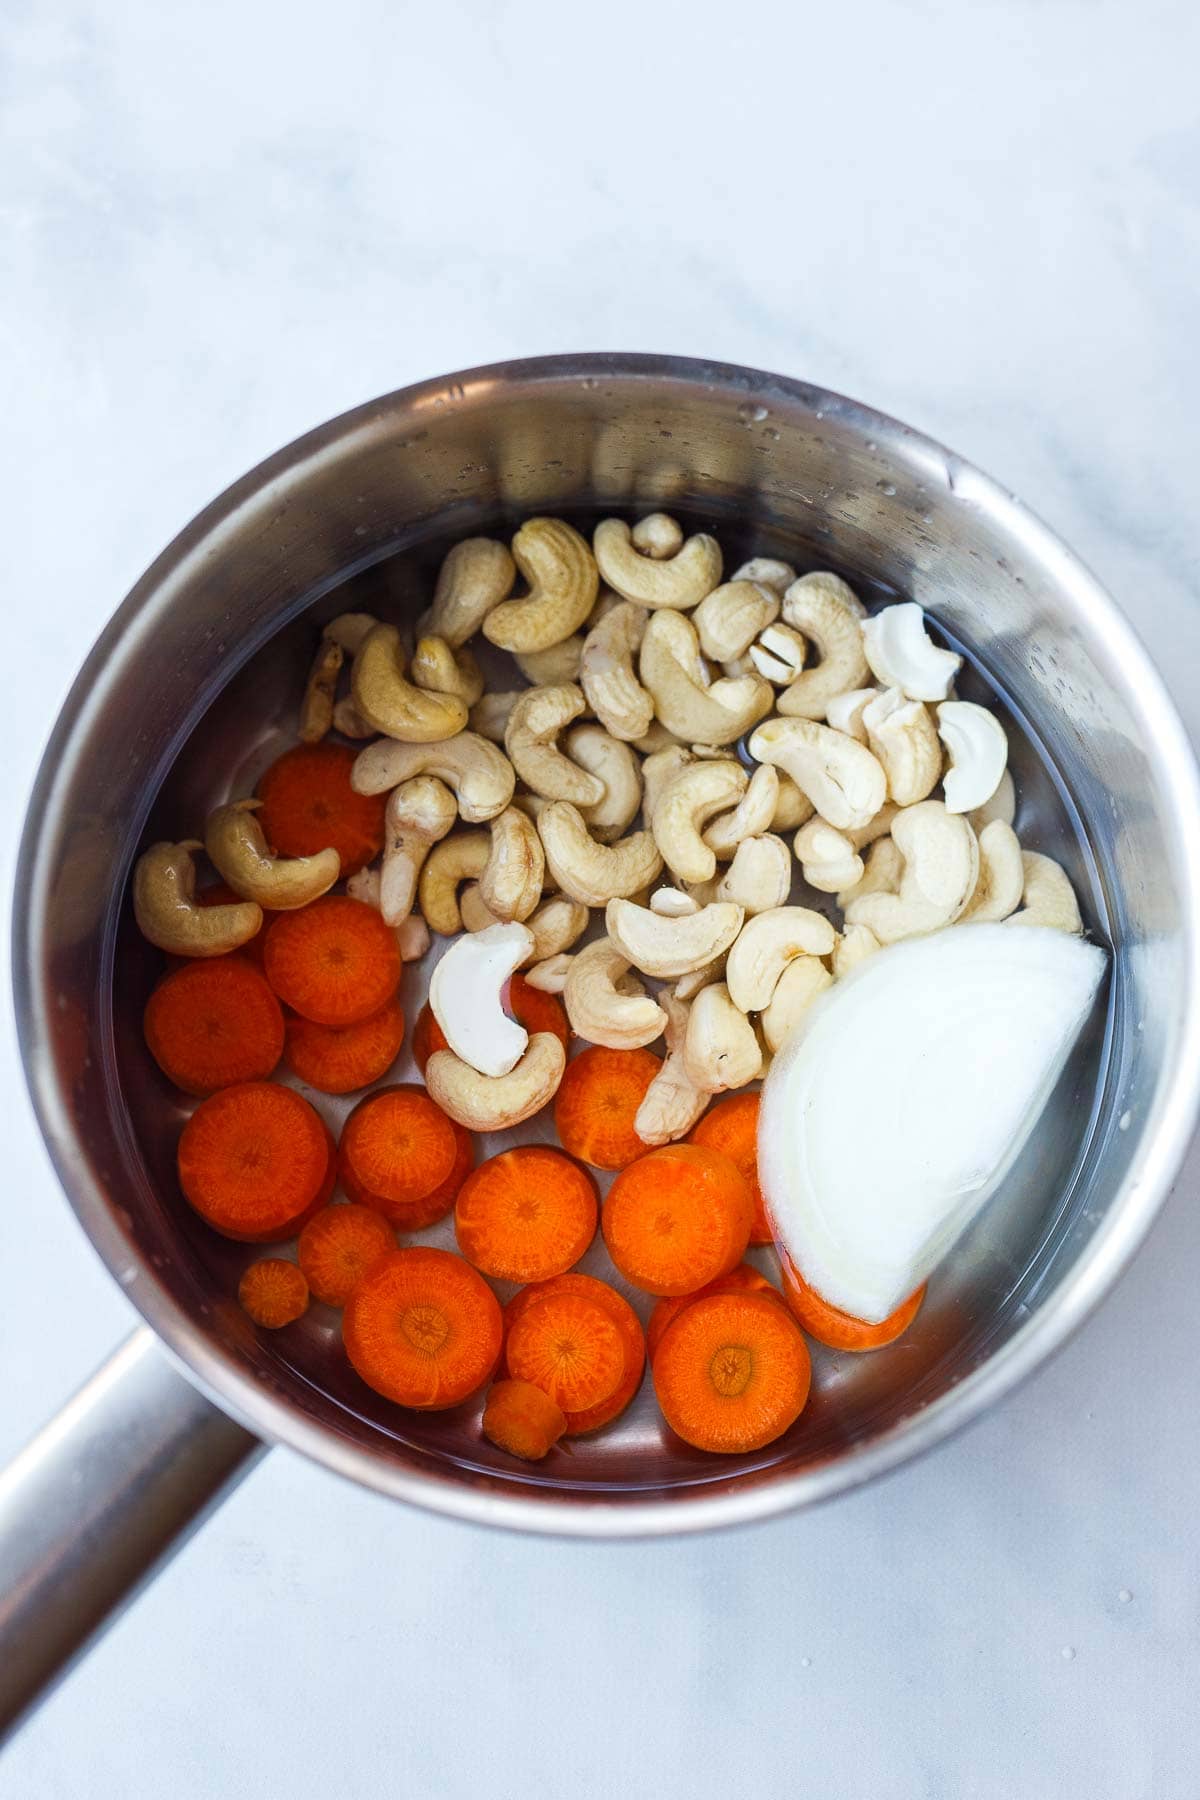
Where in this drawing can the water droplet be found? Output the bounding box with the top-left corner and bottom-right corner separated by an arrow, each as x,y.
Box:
876,480 -> 897,497
1061,1646 -> 1076,1661
866,440 -> 878,453
1119,1110 -> 1132,1131
814,410 -> 825,421
1118,1588 -> 1133,1604
354,524 -> 368,536
738,402 -> 769,423
800,1656 -> 812,1668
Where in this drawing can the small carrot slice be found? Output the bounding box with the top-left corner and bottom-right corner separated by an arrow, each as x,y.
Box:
339,1084 -> 459,1208
653,1291 -> 812,1454
646,1263 -> 782,1362
411,975 -> 570,1076
505,1289 -> 625,1414
178,1081 -> 331,1241
482,1379 -> 566,1461
602,1144 -> 754,1297
689,1093 -> 772,1246
341,1115 -> 474,1230
501,1272 -> 645,1433
257,741 -> 386,877
298,1203 -> 395,1306
144,957 -> 285,1095
197,883 -> 271,965
553,1045 -> 662,1170
779,1255 -> 926,1351
455,1147 -> 597,1283
264,896 -> 400,1027
238,1258 -> 310,1327
343,1247 -> 502,1409
285,995 -> 405,1094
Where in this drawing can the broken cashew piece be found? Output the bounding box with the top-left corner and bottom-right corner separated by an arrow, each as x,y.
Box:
761,957 -> 833,1054
693,581 -> 780,663
937,700 -> 1009,814
479,806 -> 546,924
652,759 -> 747,885
794,819 -> 864,895
863,687 -> 943,806
351,732 -> 515,824
133,842 -> 262,957
299,635 -> 344,743
429,921 -> 534,1077
594,516 -> 722,611
861,601 -> 962,702
351,623 -> 469,742
483,518 -> 598,653
605,897 -> 744,979
410,635 -> 485,708
716,834 -> 793,914
538,803 -> 663,907
846,800 -> 979,942
683,983 -> 763,1093
832,923 -> 880,979
635,991 -> 708,1146
524,952 -> 574,994
395,914 -> 431,962
515,636 -> 585,686
567,724 -> 642,843
748,622 -> 807,687
750,716 -> 887,833
563,938 -> 668,1050
703,764 -> 780,859
525,894 -> 590,962
825,686 -> 881,744
205,800 -> 340,909
725,905 -> 838,1013
776,573 -> 870,718
640,610 -> 773,745
423,538 -> 516,648
579,601 -> 654,743
1006,851 -> 1083,932
417,831 -> 490,934
961,820 -> 1025,923
426,1033 -> 566,1132
380,777 -> 457,925
505,684 -> 605,807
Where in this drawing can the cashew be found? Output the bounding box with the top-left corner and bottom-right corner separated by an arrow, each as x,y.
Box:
846,801 -> 900,850
567,725 -> 642,843
794,819 -> 864,894
937,700 -> 1009,815
970,767 -> 1017,832
299,635 -> 344,743
417,831 -> 490,934
674,958 -> 729,1001
205,800 -> 340,909
641,744 -> 695,826
846,800 -> 979,942
426,1033 -> 566,1131
352,732 -> 515,823
836,834 -> 904,910
515,635 -> 585,686
430,921 -> 534,1077
703,764 -> 780,859
133,841 -> 262,957
524,952 -> 574,993
832,923 -> 880,978
761,957 -> 833,1053
635,991 -> 708,1145
632,513 -> 684,559
332,697 -> 374,739
640,611 -> 773,745
652,759 -> 747,884
325,612 -> 379,653
504,684 -> 605,806
525,894 -> 590,961
693,581 -> 780,663
1006,851 -> 1083,932
537,804 -> 663,906
479,806 -> 545,923
862,687 -> 943,806
349,623 -> 468,743
469,690 -> 522,744
650,887 -> 700,918
605,897 -> 744,979
776,573 -> 870,718
683,983 -> 762,1092
825,686 -> 881,744
579,601 -> 654,743
564,938 -> 667,1049
594,516 -> 722,611
632,722 -> 687,755
961,820 -> 1025,923
733,557 -> 795,596
423,538 -> 516,649
410,635 -> 485,707
861,601 -> 962,702
748,622 -> 807,686
395,914 -> 431,962
380,777 -> 457,925
459,883 -> 503,933
725,906 -> 838,1013
771,774 -> 814,832
483,518 -> 598,653
715,834 -> 793,914
749,716 -> 887,833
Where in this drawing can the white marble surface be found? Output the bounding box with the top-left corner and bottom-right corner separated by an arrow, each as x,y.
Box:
3,1 -> 1199,1794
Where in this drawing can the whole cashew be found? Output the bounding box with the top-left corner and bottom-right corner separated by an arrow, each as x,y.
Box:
683,983 -> 763,1092
836,834 -> 903,909
505,684 -> 605,806
537,804 -> 663,906
693,581 -> 780,663
469,690 -> 522,744
567,725 -> 643,843
351,732 -> 515,823
846,800 -> 979,942
715,834 -> 793,914
524,952 -> 574,994
652,759 -> 747,885
1006,851 -> 1082,932
825,686 -> 881,744
417,831 -> 490,934
422,538 -> 516,648
605,897 -> 744,979
299,635 -> 344,744
483,518 -> 599,653
332,698 -> 375,739
410,635 -> 485,708
794,819 -> 864,895
635,991 -> 708,1146
426,1033 -> 566,1131
579,601 -> 654,743
846,801 -> 900,851
969,767 -> 1017,833
380,777 -> 457,925
961,820 -> 1025,923
345,867 -> 432,961
525,894 -> 590,961
205,800 -> 340,909
832,923 -> 880,978
594,516 -> 722,611
133,842 -> 262,957
351,624 -> 468,742
459,883 -> 503,933
640,611 -> 773,746
733,557 -> 796,595
749,716 -> 887,833
703,764 -> 780,859
324,612 -> 379,654
515,636 -> 585,686
632,514 -> 685,559
564,938 -> 667,1050
771,774 -> 815,832
479,806 -> 546,923
775,573 -> 870,718
761,957 -> 833,1053
641,744 -> 695,827
863,688 -> 943,806
861,601 -> 961,702
724,905 -> 838,1013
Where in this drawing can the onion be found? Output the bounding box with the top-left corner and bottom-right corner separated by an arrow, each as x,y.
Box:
758,924 -> 1107,1324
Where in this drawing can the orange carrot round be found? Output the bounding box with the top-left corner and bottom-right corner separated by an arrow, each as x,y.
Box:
257,741 -> 385,877
602,1144 -> 754,1297
144,957 -> 285,1095
503,1272 -> 647,1435
553,1045 -> 661,1170
339,1085 -> 459,1208
779,1255 -> 926,1351
455,1147 -> 597,1284
178,1082 -> 331,1241
341,1114 -> 474,1230
412,975 -> 570,1076
646,1263 -> 782,1362
505,1288 -> 625,1414
689,1092 -> 772,1246
285,995 -> 405,1094
653,1291 -> 812,1453
343,1247 -> 502,1409
482,1379 -> 566,1461
264,896 -> 400,1026
238,1258 -> 310,1327
297,1203 -> 395,1306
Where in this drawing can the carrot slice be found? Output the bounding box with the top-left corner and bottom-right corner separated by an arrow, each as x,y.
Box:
343,1247 -> 502,1409
298,1203 -> 395,1306
503,1272 -> 647,1435
482,1379 -> 567,1461
197,883 -> 271,965
553,1045 -> 661,1170
257,741 -> 385,877
505,1289 -> 625,1414
285,995 -> 405,1094
178,1081 -> 331,1241
341,1114 -> 474,1230
264,896 -> 400,1026
411,975 -> 570,1075
144,957 -> 284,1095
602,1144 -> 754,1297
779,1254 -> 926,1351
653,1291 -> 812,1453
646,1263 -> 782,1362
455,1147 -> 597,1283
689,1093 -> 772,1246
238,1258 -> 310,1327
339,1084 -> 459,1208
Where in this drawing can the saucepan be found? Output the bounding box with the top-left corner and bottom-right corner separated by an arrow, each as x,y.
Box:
5,354 -> 1199,1742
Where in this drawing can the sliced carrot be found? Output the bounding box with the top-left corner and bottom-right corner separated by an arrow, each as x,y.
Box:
646,1263 -> 782,1362
653,1291 -> 812,1453
238,1258 -> 310,1327
455,1146 -> 597,1283
339,1084 -> 459,1208
298,1203 -> 395,1306
343,1247 -> 502,1409
178,1081 -> 331,1241
411,975 -> 570,1076
482,1379 -> 566,1461
779,1255 -> 926,1351
341,1114 -> 474,1230
505,1288 -> 625,1414
689,1093 -> 772,1246
503,1272 -> 646,1435
285,995 -> 405,1094
144,957 -> 284,1095
553,1045 -> 662,1170
264,896 -> 400,1026
256,741 -> 385,877
602,1144 -> 754,1297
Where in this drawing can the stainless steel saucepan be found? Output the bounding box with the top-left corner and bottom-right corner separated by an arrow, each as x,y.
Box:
5,354 -> 1199,1741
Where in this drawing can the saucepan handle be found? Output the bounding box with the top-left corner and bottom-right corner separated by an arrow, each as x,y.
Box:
0,1329 -> 261,1744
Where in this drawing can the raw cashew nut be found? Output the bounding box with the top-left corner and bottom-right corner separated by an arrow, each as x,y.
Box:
641,744 -> 695,826
563,938 -> 667,1050
479,806 -> 546,923
715,834 -> 793,914
380,777 -> 457,925
725,906 -> 838,1013
693,581 -> 780,663
352,732 -> 515,823
836,834 -> 903,910
538,803 -> 663,906
640,611 -> 773,745
579,601 -> 654,743
652,759 -> 747,885
483,518 -> 599,653
749,716 -> 887,833
703,764 -> 780,859
525,952 -> 574,993
650,887 -> 700,918
411,635 -> 485,707
846,801 -> 900,850
861,601 -> 962,702
863,688 -> 943,806
674,958 -> 730,1002
205,800 -> 340,909
632,722 -> 687,756
525,894 -> 590,961
776,573 -> 870,718
469,690 -> 522,744
332,698 -> 374,739
352,624 -> 469,742
505,684 -> 605,806
937,700 -> 1009,814
970,767 -> 1017,832
594,517 -> 722,611
515,636 -> 585,686
459,883 -> 503,933
761,957 -> 833,1053
417,831 -> 490,934
324,612 -> 379,654
345,867 -> 431,960
748,622 -> 807,687
429,922 -> 534,1076
133,842 -> 262,957
632,514 -> 684,559
683,983 -> 763,1093
299,635 -> 344,743
794,820 -> 864,895
423,538 -> 516,648
961,820 -> 1025,923
832,923 -> 880,978
566,725 -> 642,844
846,800 -> 979,942
771,775 -> 814,832
1006,851 -> 1083,932
825,686 -> 881,744
733,557 -> 795,596
426,1033 -> 566,1131
605,897 -> 744,979
635,991 -> 708,1145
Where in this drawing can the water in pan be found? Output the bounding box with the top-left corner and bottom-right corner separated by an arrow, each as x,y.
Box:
112,511 -> 1114,1492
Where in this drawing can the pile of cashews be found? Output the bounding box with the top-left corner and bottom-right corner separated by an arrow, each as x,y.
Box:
133,512 -> 1084,1142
